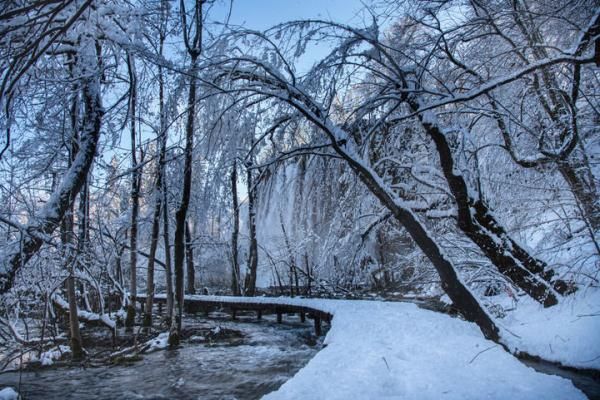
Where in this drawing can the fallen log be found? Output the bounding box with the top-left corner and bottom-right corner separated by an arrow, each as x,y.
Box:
52,295 -> 116,332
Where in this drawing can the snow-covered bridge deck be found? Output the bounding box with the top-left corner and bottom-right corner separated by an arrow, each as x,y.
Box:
137,295 -> 585,399
137,294 -> 332,335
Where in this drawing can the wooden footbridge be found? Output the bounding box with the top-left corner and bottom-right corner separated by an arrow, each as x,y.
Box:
136,294 -> 333,336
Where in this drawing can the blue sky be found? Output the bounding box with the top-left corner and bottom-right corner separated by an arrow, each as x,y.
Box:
206,0 -> 372,75
111,1 -> 371,163
210,0 -> 367,30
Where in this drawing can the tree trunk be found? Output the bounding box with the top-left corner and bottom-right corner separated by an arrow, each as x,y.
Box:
558,160 -> 600,231
279,212 -> 296,297
230,161 -> 241,296
169,0 -> 203,347
293,107 -> 499,341
163,184 -> 174,324
244,162 -> 258,296
0,53 -> 103,295
143,187 -> 162,327
63,51 -> 84,360
170,54 -> 199,346
415,109 -> 565,306
145,20 -> 169,326
125,54 -> 139,329
66,274 -> 84,360
155,8 -> 174,324
185,221 -> 195,294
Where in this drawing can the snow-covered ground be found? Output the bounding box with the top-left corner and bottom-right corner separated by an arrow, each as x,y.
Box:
183,295 -> 586,399
501,288 -> 600,370
0,387 -> 18,400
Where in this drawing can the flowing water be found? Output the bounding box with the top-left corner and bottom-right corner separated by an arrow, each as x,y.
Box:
0,313 -> 322,400
521,358 -> 600,400
1,305 -> 599,400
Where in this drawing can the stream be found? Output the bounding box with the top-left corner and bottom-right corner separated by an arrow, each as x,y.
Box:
0,312 -> 322,400
522,358 -> 600,400
1,305 -> 599,399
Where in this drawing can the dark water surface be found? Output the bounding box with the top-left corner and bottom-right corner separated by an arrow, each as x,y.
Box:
521,358 -> 600,400
0,313 -> 321,400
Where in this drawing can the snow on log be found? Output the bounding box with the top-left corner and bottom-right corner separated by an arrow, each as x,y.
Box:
52,295 -> 116,331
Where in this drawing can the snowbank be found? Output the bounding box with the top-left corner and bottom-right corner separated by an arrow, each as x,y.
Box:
39,345 -> 71,366
501,289 -> 600,370
0,387 -> 18,400
184,295 -> 585,399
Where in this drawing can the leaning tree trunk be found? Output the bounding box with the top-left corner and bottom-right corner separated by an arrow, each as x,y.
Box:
0,55 -> 103,295
414,108 -> 565,307
244,162 -> 258,297
293,105 -> 499,341
558,159 -> 599,231
230,160 -> 241,296
125,54 -> 139,329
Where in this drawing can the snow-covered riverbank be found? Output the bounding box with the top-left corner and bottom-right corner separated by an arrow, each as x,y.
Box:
183,295 -> 586,399
501,289 -> 600,371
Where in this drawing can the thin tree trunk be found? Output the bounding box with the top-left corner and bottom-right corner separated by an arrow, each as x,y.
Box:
144,15 -> 169,325
303,253 -> 312,295
163,184 -> 174,324
156,3 -> 174,323
230,160 -> 241,296
62,198 -> 83,361
64,51 -> 84,360
66,273 -> 84,360
244,163 -> 258,296
125,53 -> 139,329
115,246 -> 124,289
143,187 -> 162,327
185,221 -> 195,294
279,212 -> 296,297
169,0 -> 203,346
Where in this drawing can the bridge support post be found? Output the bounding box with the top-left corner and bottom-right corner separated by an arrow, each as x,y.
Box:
314,315 -> 322,336
232,308 -> 237,320
257,310 -> 262,320
300,312 -> 305,322
277,309 -> 283,323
